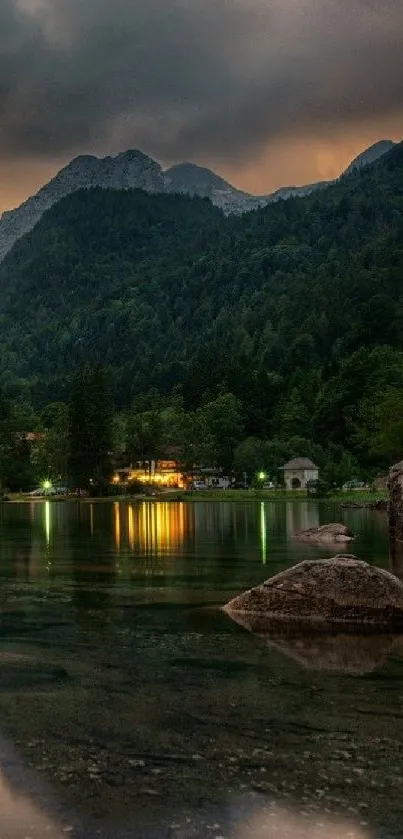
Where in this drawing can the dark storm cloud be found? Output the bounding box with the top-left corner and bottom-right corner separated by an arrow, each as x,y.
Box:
0,0 -> 402,164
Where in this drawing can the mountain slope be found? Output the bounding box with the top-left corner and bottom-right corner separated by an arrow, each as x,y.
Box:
0,140 -> 397,262
0,142 -> 402,436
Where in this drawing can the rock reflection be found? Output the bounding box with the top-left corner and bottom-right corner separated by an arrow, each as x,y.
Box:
226,611 -> 401,674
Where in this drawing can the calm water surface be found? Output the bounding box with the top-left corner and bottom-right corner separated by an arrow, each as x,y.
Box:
0,499 -> 402,839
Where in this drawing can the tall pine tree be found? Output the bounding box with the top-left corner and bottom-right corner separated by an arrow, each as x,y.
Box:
68,366 -> 113,491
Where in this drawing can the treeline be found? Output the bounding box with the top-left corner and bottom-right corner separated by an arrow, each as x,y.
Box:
1,362 -> 402,493
0,143 -> 402,484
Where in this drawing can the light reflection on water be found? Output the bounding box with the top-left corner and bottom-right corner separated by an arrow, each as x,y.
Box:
1,498 -> 392,585
0,499 -> 401,838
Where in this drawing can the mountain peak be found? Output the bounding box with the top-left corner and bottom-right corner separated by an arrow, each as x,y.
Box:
344,140 -> 396,175
0,138 -> 400,263
164,162 -> 241,197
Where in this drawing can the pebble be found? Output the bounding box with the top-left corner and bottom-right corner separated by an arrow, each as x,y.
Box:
139,787 -> 161,796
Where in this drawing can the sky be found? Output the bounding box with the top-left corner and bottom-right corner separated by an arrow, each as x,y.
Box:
0,0 -> 402,212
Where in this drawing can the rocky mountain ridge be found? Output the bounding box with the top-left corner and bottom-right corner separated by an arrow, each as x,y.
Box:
0,140 -> 397,263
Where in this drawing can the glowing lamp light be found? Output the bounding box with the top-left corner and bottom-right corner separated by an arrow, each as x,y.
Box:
258,471 -> 266,481
42,480 -> 52,491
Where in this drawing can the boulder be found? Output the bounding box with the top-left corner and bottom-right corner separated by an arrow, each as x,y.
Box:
293,522 -> 354,543
223,555 -> 403,630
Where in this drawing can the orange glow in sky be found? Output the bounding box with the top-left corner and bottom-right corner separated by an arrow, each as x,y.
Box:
0,119 -> 401,215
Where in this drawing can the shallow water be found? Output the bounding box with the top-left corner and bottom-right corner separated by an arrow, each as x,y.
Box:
0,499 -> 402,838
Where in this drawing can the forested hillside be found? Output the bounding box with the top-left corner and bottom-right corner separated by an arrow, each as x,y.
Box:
0,142 -> 403,476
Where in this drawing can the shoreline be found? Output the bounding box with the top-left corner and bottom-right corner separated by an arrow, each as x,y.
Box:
3,489 -> 388,505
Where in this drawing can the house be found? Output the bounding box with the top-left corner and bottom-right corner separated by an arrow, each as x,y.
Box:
113,460 -> 185,488
280,457 -> 319,490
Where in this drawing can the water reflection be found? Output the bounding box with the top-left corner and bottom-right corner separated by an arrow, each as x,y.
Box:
285,500 -> 320,537
44,500 -> 51,547
128,503 -> 134,548
0,499 -> 401,838
108,501 -> 191,555
260,502 -> 267,565
138,502 -> 187,554
0,498 -> 394,589
225,608 -> 402,674
114,501 -> 121,550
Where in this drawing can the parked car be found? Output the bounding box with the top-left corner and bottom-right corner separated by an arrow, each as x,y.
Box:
190,481 -> 206,490
342,480 -> 367,491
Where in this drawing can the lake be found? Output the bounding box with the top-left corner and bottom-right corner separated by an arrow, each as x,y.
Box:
0,499 -> 402,839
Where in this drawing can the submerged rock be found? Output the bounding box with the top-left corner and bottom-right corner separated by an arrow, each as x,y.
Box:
293,523 -> 354,543
224,555 -> 403,629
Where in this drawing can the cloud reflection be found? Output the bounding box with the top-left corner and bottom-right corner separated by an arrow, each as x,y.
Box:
231,803 -> 374,839
0,744 -> 66,839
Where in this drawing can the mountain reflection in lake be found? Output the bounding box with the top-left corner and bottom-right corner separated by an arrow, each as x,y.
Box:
0,499 -> 401,838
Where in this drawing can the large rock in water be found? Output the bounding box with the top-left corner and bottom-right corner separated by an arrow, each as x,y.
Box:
224,555 -> 403,630
293,522 -> 354,543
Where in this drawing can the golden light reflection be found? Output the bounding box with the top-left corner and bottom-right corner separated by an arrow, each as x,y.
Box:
128,504 -> 134,549
90,503 -> 94,537
114,502 -> 121,550
137,502 -> 187,554
95,501 -> 191,554
260,501 -> 267,565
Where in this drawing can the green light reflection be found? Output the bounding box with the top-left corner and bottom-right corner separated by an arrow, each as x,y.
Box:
260,501 -> 267,565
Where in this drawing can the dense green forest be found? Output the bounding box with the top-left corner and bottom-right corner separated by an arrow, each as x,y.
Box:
0,142 -> 403,487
